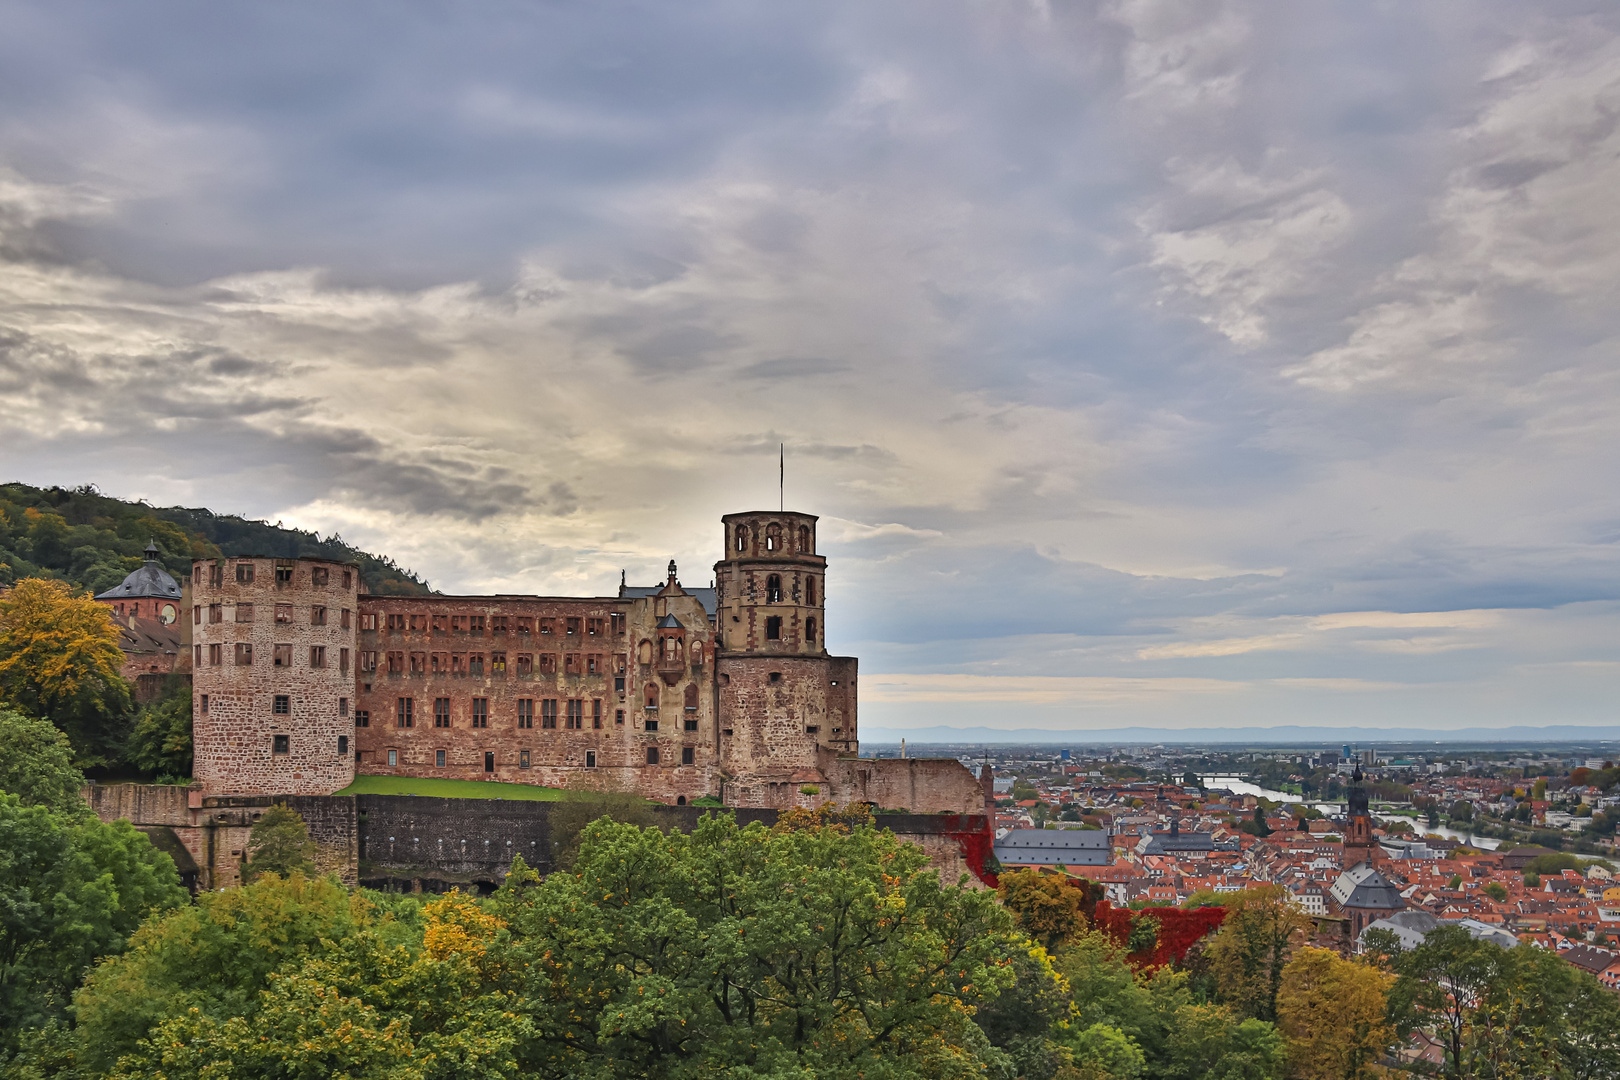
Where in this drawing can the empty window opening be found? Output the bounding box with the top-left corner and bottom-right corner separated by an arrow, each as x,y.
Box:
208,563 -> 224,587
768,671 -> 782,684
311,605 -> 327,626
765,617 -> 781,640
234,643 -> 253,666
684,685 -> 699,711
338,735 -> 348,755
766,525 -> 780,551
275,562 -> 294,585
805,577 -> 816,605
272,734 -> 289,755
312,566 -> 329,586
491,615 -> 507,635
310,645 -> 326,668
805,617 -> 817,643
681,747 -> 695,765
236,562 -> 255,584
516,653 -> 533,676
610,612 -> 626,635
644,685 -> 659,709
735,526 -> 748,552
209,643 -> 223,667
798,525 -> 811,553
585,750 -> 596,768
361,613 -> 377,631
805,726 -> 819,735
646,747 -> 660,765
209,603 -> 223,623
490,651 -> 506,675
235,603 -> 254,623
677,795 -> 687,805
484,751 -> 494,773
766,575 -> 782,603
342,570 -> 352,589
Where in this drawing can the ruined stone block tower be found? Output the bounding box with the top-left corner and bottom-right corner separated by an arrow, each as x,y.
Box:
714,511 -> 858,806
191,557 -> 359,795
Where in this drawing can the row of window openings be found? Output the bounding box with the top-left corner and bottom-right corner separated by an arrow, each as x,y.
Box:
368,746 -> 694,769
201,603 -> 352,626
373,651 -> 624,676
209,563 -> 351,589
747,574 -> 816,606
754,615 -> 814,642
197,644 -> 346,669
370,696 -> 701,731
367,613 -> 623,637
734,523 -> 814,555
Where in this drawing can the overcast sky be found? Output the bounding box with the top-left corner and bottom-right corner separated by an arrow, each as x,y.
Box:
2,1 -> 1618,736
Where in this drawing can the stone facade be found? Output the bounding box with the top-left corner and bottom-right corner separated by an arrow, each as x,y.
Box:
190,510 -> 986,813
191,557 -> 360,796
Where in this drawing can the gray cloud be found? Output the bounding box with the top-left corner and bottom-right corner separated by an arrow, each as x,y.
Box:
1,0 -> 1618,731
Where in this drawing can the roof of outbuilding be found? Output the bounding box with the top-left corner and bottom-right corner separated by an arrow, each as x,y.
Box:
94,545 -> 182,602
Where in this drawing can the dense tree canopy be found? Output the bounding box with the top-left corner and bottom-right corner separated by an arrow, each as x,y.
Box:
0,482 -> 433,595
0,578 -> 132,765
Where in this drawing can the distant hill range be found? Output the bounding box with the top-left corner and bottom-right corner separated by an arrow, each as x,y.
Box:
0,482 -> 432,596
863,724 -> 1620,746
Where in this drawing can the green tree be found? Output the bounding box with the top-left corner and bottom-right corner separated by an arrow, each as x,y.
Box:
242,804 -> 318,881
1276,946 -> 1394,1080
0,794 -> 186,1042
1163,1003 -> 1285,1080
492,812 -> 1021,1079
1202,886 -> 1311,1023
543,776 -> 657,871
0,707 -> 88,814
106,890 -> 521,1080
73,873 -> 384,1072
1483,881 -> 1508,902
0,578 -> 132,765
126,675 -> 193,779
998,867 -> 1099,949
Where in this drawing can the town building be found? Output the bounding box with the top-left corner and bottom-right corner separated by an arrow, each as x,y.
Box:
92,541 -> 190,700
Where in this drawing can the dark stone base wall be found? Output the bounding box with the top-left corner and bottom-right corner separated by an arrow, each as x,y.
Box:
86,785 -> 993,893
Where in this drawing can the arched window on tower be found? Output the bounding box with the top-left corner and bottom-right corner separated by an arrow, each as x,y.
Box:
805,577 -> 816,605
766,524 -> 781,551
806,617 -> 817,643
798,525 -> 811,553
684,684 -> 698,710
663,635 -> 683,662
735,526 -> 748,552
766,575 -> 782,603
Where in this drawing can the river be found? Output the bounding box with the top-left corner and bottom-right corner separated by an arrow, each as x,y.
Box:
1199,775 -> 1501,850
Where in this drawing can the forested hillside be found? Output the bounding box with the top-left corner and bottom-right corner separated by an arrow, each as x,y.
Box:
0,483 -> 432,596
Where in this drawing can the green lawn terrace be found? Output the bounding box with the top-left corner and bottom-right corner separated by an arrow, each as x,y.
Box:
333,775 -> 567,801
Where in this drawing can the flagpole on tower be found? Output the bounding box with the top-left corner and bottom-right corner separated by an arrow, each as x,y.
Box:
779,443 -> 784,512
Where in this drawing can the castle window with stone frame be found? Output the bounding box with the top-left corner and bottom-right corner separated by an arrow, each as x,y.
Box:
388,613 -> 407,632
565,653 -> 582,675
386,651 -> 404,674
472,698 -> 488,728
566,617 -> 582,636
518,699 -> 533,728
431,613 -> 448,633
355,710 -> 369,728
469,653 -> 484,676
684,684 -> 698,711
209,563 -> 224,587
516,616 -> 533,635
274,695 -> 290,715
236,603 -> 254,623
274,644 -> 294,667
275,604 -> 293,624
311,605 -> 327,626
682,747 -> 695,765
209,603 -> 222,623
491,651 -> 506,675
436,749 -> 446,768
409,613 -> 429,632
593,699 -> 603,728
798,525 -> 811,553
273,734 -> 289,754
194,645 -> 202,668
766,575 -> 782,603
521,749 -> 532,768
434,698 -> 451,727
566,699 -> 583,729
312,566 -> 329,586
410,652 -> 426,674
236,562 -> 254,584
361,613 -> 377,631
736,525 -> 748,552
766,524 -> 781,551
805,617 -> 817,643
541,699 -> 557,728
587,617 -> 604,636
470,615 -> 485,636
539,653 -> 556,674
540,617 -> 554,635
516,653 -> 533,676
805,577 -> 816,605
647,747 -> 660,765
209,643 -> 222,666
644,684 -> 659,709
491,615 -> 507,635
310,645 -> 326,669
275,562 -> 294,585
396,698 -> 413,727
765,616 -> 781,640
584,750 -> 595,768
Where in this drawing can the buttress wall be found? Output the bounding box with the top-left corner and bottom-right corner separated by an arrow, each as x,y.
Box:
192,557 -> 358,795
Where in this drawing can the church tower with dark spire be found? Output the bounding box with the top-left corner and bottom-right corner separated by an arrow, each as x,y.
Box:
1342,765 -> 1378,868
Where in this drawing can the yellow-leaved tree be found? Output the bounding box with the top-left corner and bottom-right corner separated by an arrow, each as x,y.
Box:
1202,885 -> 1313,1023
0,577 -> 132,765
1276,946 -> 1395,1080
